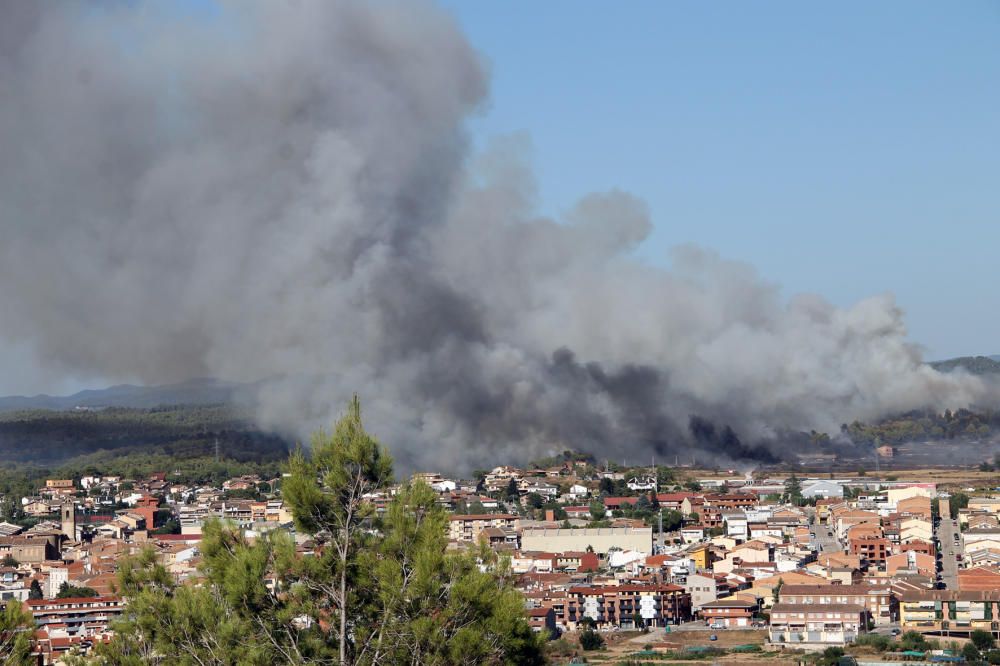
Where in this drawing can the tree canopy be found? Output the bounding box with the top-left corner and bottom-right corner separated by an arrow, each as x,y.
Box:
0,599 -> 34,666
57,583 -> 98,599
83,397 -> 544,665
783,475 -> 803,506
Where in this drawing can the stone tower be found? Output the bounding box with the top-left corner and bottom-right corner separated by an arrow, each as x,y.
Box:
61,502 -> 76,540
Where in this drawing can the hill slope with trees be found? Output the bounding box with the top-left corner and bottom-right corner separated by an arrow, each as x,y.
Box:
930,356 -> 1000,375
0,405 -> 288,466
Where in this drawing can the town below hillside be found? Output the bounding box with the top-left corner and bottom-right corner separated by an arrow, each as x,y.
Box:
8,444 -> 1000,663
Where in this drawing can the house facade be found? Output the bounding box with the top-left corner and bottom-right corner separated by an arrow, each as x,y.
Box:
769,602 -> 865,646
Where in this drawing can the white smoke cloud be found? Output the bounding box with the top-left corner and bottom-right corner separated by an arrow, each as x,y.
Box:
0,0 -> 991,470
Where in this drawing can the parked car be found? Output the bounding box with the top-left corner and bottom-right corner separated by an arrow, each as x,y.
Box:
709,635 -> 718,641
709,622 -> 725,629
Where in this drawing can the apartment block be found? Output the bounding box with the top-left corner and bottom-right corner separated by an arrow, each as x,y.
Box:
565,584 -> 691,629
448,514 -> 520,543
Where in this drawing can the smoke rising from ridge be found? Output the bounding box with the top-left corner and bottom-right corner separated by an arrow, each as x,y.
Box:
0,1 -> 992,470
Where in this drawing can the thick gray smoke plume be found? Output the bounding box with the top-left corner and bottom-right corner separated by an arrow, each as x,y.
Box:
0,1 -> 991,470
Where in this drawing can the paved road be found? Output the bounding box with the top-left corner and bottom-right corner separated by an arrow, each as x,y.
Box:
938,517 -> 960,589
809,520 -> 842,553
870,622 -> 901,636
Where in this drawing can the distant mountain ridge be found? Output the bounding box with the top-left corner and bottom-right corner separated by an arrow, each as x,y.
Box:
0,378 -> 252,412
930,355 -> 1000,375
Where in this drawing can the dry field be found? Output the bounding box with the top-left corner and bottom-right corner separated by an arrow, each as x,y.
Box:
556,627 -> 801,665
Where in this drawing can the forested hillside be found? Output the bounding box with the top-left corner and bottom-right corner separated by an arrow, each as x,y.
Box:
843,408 -> 1000,445
0,405 -> 289,465
930,356 -> 1000,375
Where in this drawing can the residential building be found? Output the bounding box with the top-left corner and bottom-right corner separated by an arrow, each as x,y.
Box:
967,498 -> 1000,515
958,567 -> 1000,592
886,551 -> 935,578
448,514 -> 520,543
483,467 -> 523,493
769,603 -> 865,646
900,540 -> 936,558
849,536 -> 890,565
899,518 -> 933,544
626,477 -> 657,492
898,589 -> 1000,635
778,584 -> 894,625
526,607 -> 557,637
45,567 -> 68,599
687,544 -> 715,571
521,527 -> 651,555
722,511 -> 748,540
565,584 -> 691,629
699,597 -> 758,627
886,484 -> 936,508
897,496 -> 933,520
26,595 -> 125,635
685,572 -> 728,610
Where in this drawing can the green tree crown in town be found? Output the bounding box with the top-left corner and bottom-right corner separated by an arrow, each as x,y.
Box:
74,396 -> 544,665
0,599 -> 34,666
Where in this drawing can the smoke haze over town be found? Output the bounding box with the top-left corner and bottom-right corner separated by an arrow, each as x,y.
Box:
0,1 -> 997,470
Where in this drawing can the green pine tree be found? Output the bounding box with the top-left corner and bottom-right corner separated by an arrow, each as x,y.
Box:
0,599 -> 34,666
87,397 -> 544,665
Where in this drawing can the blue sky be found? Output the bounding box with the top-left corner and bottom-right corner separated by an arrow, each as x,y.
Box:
442,1 -> 1000,360
4,1 -> 998,398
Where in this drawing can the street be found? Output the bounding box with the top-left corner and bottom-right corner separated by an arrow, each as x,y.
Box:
938,517 -> 960,589
809,521 -> 841,553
